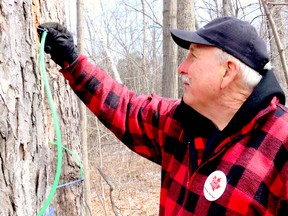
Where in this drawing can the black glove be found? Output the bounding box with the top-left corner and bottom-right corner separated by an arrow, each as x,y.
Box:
38,22 -> 78,68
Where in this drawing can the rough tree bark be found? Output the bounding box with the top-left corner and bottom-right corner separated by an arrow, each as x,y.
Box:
0,1 -> 83,215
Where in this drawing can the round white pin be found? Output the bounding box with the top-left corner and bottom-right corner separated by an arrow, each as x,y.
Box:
203,170 -> 227,201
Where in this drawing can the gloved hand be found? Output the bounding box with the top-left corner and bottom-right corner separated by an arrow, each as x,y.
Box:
37,22 -> 78,68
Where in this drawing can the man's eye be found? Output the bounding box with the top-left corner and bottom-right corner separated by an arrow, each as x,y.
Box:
191,53 -> 197,60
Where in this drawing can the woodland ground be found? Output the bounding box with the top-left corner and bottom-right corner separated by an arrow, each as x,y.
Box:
88,125 -> 161,216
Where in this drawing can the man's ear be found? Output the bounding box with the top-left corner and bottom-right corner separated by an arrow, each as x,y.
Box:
220,59 -> 239,89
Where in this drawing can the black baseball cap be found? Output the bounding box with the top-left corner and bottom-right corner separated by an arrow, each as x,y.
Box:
170,16 -> 269,74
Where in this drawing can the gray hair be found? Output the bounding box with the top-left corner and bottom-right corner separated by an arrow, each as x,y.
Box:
217,50 -> 263,90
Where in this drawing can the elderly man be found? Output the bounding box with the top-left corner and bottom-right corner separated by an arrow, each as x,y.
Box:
39,16 -> 288,215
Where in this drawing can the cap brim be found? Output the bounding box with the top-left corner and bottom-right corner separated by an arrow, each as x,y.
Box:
170,29 -> 214,49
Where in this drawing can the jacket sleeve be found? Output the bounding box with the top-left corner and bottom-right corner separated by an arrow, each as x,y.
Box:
60,55 -> 180,164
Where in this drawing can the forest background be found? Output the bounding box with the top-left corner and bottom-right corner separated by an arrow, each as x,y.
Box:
0,0 -> 287,215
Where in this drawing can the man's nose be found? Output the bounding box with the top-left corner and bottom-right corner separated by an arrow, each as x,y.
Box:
178,59 -> 188,74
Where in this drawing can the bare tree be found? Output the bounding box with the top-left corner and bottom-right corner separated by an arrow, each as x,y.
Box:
261,0 -> 288,101
141,0 -> 149,92
77,0 -> 92,215
223,0 -> 229,16
162,0 -> 178,98
177,0 -> 195,98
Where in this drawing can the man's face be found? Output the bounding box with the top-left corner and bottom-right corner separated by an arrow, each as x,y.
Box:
178,44 -> 226,110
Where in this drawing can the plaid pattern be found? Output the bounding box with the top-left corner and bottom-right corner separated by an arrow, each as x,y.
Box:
62,55 -> 288,215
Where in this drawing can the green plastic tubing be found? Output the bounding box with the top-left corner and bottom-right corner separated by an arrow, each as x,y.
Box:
37,30 -> 63,216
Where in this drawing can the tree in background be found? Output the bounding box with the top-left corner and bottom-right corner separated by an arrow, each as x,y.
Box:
261,0 -> 288,101
162,0 -> 178,98
177,0 -> 195,98
77,0 -> 92,215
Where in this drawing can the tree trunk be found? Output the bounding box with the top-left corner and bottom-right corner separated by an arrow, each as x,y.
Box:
141,0 -> 149,93
222,0 -> 229,16
0,1 -> 83,215
263,0 -> 288,102
162,0 -> 178,98
77,0 -> 92,215
177,0 -> 195,98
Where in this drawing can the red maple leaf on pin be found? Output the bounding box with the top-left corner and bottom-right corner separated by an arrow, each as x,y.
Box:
210,175 -> 222,191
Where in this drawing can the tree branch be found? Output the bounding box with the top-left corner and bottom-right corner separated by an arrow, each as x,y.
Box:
124,3 -> 162,28
261,0 -> 288,84
97,166 -> 121,216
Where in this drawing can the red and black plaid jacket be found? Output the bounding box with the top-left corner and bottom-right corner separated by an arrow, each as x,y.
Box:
61,55 -> 288,215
